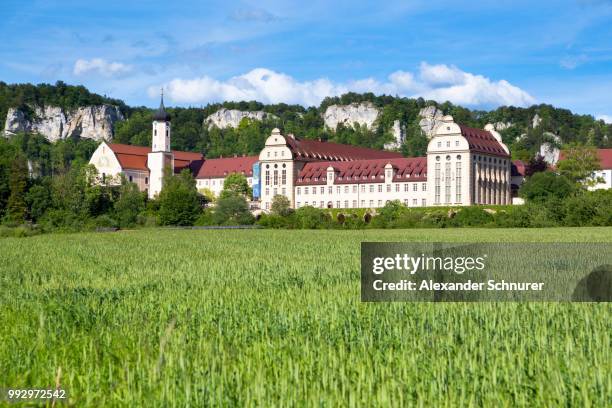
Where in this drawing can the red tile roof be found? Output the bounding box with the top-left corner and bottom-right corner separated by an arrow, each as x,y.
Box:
284,137 -> 402,161
559,148 -> 612,170
107,143 -> 203,172
512,160 -> 527,177
194,155 -> 259,179
295,157 -> 427,185
458,125 -> 509,157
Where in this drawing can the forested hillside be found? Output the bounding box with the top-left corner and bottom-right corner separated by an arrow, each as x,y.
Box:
2,83 -> 611,167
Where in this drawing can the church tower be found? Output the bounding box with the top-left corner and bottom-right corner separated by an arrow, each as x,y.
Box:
147,91 -> 173,198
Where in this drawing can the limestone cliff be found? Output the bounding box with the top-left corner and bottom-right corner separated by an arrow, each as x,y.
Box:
205,108 -> 276,129
3,104 -> 123,142
418,106 -> 444,138
323,102 -> 380,130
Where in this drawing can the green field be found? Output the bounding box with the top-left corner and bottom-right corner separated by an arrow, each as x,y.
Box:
1,228 -> 611,406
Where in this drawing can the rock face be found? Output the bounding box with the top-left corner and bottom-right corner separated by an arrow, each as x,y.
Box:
3,105 -> 123,142
205,108 -> 276,129
532,113 -> 542,129
418,106 -> 444,138
323,102 -> 380,130
384,120 -> 406,150
492,121 -> 512,131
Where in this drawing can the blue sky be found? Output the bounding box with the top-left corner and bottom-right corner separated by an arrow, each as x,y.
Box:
1,0 -> 612,121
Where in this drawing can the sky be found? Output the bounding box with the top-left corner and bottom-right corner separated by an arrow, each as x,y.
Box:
1,0 -> 612,121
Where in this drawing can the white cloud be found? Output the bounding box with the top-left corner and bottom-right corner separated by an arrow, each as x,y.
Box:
73,58 -> 132,77
596,114 -> 612,123
153,63 -> 536,108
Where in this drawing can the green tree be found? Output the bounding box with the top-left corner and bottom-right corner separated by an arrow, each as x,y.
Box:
25,181 -> 52,222
220,173 -> 252,199
6,155 -> 29,222
271,194 -> 293,216
212,194 -> 254,225
519,171 -> 575,203
114,177 -> 145,227
158,169 -> 201,226
557,146 -> 603,187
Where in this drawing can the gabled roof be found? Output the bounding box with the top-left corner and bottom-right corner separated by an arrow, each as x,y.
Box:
459,125 -> 509,157
284,137 -> 402,162
295,157 -> 427,186
194,155 -> 259,179
107,143 -> 203,172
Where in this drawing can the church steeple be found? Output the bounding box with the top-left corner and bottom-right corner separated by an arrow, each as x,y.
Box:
153,89 -> 171,122
152,89 -> 171,152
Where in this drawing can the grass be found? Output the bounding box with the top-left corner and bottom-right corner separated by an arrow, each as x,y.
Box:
0,227 -> 611,406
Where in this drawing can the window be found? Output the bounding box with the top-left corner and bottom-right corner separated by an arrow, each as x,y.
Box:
422,199 -> 426,207
129,175 -> 133,182
320,201 -> 324,208
320,187 -> 324,194
336,186 -> 341,194
386,184 -> 391,192
274,151 -> 277,157
445,161 -> 451,203
304,187 -> 309,195
370,185 -> 374,193
265,188 -> 269,196
297,187 -> 301,195
422,183 -> 427,191
281,169 -> 286,184
446,141 -> 450,147
352,200 -> 357,208
328,186 -> 333,194
395,184 -> 399,192
336,201 -> 340,208
404,199 -> 409,206
345,200 -> 349,208
154,129 -> 157,136
265,202 -> 270,210
344,186 -> 349,193
145,177 -> 148,185
404,184 -> 409,192
437,141 -> 441,147
378,185 -> 382,193
304,201 -> 308,206
456,161 -> 462,202
361,185 -> 365,192
282,188 -> 286,195
311,187 -> 316,195
378,200 -> 382,207
273,170 -> 278,185
455,140 -> 459,146
353,185 -> 357,193
265,170 -> 270,186
435,163 -> 441,204
413,199 -> 418,206
273,188 -> 277,196
413,184 -> 417,191
297,202 -> 301,208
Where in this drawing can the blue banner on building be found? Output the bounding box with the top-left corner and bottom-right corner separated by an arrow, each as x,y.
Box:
252,162 -> 261,199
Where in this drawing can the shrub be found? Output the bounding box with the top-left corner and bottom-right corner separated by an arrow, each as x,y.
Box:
271,195 -> 293,217
212,194 -> 255,225
449,207 -> 494,227
563,190 -> 612,226
519,172 -> 575,203
294,206 -> 330,229
194,209 -> 215,226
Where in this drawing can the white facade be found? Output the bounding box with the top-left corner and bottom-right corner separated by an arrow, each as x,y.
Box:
590,169 -> 612,190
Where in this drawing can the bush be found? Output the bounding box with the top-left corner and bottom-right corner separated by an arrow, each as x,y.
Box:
212,194 -> 254,225
294,206 -> 330,229
449,207 -> 494,227
194,209 -> 215,226
257,213 -> 296,229
519,172 -> 575,203
563,190 -> 612,226
271,195 -> 293,217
